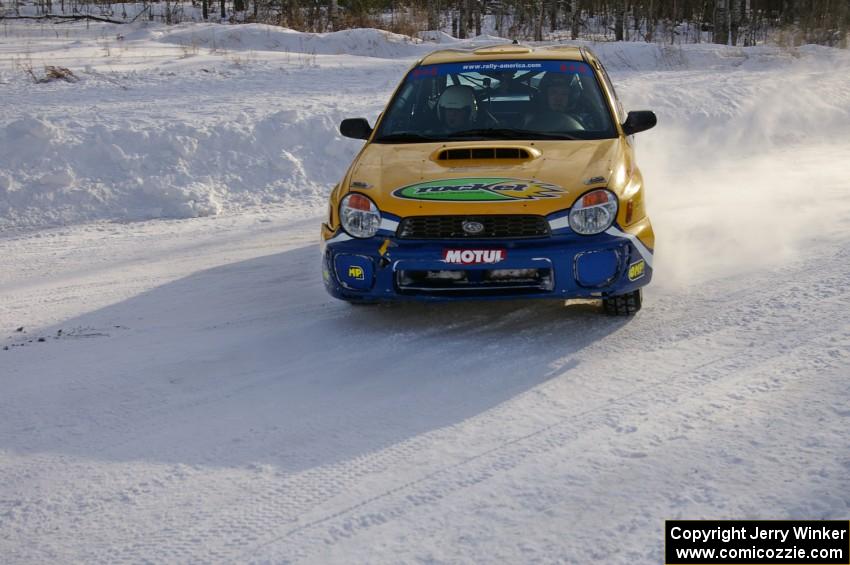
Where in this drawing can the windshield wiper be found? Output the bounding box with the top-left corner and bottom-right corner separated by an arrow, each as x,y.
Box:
447,128 -> 580,140
373,132 -> 440,143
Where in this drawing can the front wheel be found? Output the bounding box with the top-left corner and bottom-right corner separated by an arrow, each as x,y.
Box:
602,289 -> 642,316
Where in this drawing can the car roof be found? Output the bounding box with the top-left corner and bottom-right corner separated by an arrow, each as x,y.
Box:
418,44 -> 588,66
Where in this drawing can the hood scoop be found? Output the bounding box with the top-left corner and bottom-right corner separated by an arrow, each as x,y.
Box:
435,146 -> 540,162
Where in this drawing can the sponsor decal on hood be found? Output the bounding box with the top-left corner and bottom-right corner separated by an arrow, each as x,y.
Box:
393,178 -> 564,202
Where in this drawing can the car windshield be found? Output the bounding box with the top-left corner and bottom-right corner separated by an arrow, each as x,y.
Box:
373,59 -> 617,143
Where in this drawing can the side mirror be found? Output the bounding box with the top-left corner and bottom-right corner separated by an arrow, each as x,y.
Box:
621,111 -> 657,136
340,118 -> 373,140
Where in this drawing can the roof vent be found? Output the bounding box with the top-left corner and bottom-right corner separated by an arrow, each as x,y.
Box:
472,45 -> 533,55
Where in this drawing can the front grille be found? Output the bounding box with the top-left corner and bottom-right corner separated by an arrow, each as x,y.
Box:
397,268 -> 554,296
397,215 -> 550,240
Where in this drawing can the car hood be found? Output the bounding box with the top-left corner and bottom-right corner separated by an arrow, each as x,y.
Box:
346,138 -> 626,218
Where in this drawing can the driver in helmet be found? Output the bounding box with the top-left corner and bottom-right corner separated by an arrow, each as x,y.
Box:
524,72 -> 584,131
541,72 -> 572,112
437,85 -> 478,132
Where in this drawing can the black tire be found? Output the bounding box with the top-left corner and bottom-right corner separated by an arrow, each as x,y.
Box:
602,289 -> 642,316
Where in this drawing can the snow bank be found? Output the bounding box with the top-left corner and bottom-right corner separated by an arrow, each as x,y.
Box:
0,109 -> 362,229
418,30 -> 460,44
156,23 -> 429,58
2,20 -> 849,246
565,40 -> 834,71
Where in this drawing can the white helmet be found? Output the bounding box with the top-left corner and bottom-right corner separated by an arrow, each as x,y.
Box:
437,85 -> 478,122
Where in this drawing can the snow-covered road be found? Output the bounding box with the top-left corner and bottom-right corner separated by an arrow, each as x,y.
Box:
2,209 -> 849,563
1,21 -> 849,564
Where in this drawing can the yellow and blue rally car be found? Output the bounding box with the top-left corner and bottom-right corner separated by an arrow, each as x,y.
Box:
321,44 -> 656,315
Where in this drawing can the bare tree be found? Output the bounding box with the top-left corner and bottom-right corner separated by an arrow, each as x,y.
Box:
615,0 -> 625,39
427,0 -> 440,29
23,0 -> 848,47
534,0 -> 544,40
329,0 -> 338,29
570,0 -> 579,39
714,0 -> 729,43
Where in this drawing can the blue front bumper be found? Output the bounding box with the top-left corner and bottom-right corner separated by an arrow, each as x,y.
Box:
322,225 -> 653,303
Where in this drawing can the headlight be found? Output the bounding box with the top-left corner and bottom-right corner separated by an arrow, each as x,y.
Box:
339,193 -> 381,238
569,189 -> 618,235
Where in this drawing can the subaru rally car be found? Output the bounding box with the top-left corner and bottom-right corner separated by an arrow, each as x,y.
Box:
321,44 -> 657,315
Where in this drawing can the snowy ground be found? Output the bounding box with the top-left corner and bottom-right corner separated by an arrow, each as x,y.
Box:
1,21 -> 849,564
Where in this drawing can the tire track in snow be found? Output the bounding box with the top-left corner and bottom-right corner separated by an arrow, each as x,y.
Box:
241,247 -> 850,562
88,249 -> 847,562
6,242 -> 848,564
